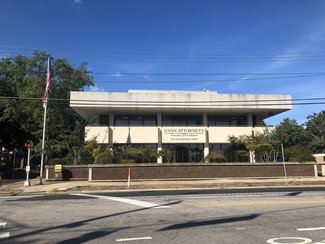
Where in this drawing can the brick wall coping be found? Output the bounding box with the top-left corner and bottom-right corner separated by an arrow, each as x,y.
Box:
45,162 -> 316,168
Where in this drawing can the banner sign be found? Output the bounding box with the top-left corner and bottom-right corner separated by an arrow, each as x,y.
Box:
162,127 -> 206,143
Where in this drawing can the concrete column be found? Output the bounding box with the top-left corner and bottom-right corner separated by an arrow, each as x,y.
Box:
45,167 -> 49,180
109,113 -> 114,126
89,167 -> 93,181
249,150 -> 256,163
108,127 -> 113,148
157,127 -> 163,163
247,114 -> 253,126
321,164 -> 325,177
203,113 -> 209,158
204,128 -> 209,158
108,113 -> 114,148
157,113 -> 163,163
157,113 -> 162,126
202,113 -> 208,126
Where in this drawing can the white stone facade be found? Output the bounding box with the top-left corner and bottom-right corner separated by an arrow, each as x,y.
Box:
70,90 -> 292,163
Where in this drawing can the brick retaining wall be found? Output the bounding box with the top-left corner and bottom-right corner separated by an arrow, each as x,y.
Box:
45,163 -> 317,181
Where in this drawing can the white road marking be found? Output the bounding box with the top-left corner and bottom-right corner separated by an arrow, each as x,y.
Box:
298,227 -> 325,231
72,193 -> 170,208
267,237 -> 312,244
0,222 -> 6,228
0,232 -> 10,239
116,236 -> 152,242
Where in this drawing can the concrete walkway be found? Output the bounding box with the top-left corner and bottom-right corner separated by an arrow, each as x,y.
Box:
1,176 -> 325,196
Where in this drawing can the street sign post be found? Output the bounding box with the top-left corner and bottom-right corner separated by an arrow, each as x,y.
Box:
24,140 -> 33,187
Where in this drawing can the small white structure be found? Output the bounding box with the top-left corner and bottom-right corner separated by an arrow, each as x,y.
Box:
70,90 -> 292,163
313,153 -> 325,164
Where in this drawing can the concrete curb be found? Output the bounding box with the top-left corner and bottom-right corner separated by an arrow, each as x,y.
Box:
2,177 -> 325,196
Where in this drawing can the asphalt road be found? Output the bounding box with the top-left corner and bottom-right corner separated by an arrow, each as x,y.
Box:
1,188 -> 325,243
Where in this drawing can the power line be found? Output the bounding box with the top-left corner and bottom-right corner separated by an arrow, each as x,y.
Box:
3,45 -> 325,57
2,45 -> 325,63
93,74 -> 324,83
92,72 -> 325,76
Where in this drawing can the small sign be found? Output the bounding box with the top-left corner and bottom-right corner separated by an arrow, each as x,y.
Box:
26,140 -> 34,149
54,165 -> 62,173
26,166 -> 30,172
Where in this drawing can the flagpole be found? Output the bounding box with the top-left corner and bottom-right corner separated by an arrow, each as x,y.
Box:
39,99 -> 48,185
39,56 -> 50,185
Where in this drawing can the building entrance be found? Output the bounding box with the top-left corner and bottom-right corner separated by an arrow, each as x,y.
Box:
163,144 -> 204,163
175,145 -> 189,162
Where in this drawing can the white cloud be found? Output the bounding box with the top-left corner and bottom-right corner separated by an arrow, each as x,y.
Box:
74,0 -> 83,4
110,72 -> 122,78
228,20 -> 325,91
89,86 -> 105,92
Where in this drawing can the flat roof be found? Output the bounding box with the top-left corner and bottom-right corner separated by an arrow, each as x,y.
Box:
70,90 -> 292,121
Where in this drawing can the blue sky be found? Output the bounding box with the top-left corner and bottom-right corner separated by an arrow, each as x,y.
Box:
0,0 -> 324,125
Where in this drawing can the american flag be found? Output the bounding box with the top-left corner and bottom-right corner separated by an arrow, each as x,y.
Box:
42,57 -> 51,108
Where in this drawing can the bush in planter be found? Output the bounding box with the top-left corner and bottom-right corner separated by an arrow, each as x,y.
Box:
95,147 -> 121,164
48,158 -> 62,165
202,152 -> 227,163
158,150 -> 174,163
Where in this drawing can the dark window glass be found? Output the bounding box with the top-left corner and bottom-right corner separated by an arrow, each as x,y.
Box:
208,115 -> 247,126
115,115 -> 129,126
143,115 -> 157,126
252,115 -> 257,126
162,144 -> 204,163
115,115 -> 157,126
129,116 -> 143,126
99,114 -> 109,125
162,115 -> 202,126
162,116 -> 173,126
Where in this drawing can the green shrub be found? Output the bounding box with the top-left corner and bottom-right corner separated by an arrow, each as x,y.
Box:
202,152 -> 227,163
158,150 -> 174,163
284,145 -> 314,162
95,148 -> 112,164
48,158 -> 62,165
120,159 -> 135,164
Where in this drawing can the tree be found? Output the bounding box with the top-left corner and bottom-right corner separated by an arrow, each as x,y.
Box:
228,128 -> 281,162
0,52 -> 93,166
284,145 -> 314,162
228,135 -> 249,161
274,118 -> 306,147
305,111 -> 325,153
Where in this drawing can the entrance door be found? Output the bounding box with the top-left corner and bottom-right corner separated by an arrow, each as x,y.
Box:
175,144 -> 188,162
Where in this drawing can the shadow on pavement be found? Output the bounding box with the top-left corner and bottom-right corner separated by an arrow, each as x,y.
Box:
159,213 -> 259,231
6,200 -> 182,243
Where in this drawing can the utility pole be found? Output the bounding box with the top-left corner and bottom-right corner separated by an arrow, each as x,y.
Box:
281,144 -> 287,183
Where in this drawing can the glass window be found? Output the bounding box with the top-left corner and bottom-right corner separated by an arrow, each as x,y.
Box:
230,116 -> 247,125
208,115 -> 247,126
215,116 -> 230,126
115,115 -> 129,126
252,115 -> 257,126
162,144 -> 204,163
162,116 -> 173,126
143,115 -> 157,126
173,116 -> 187,126
162,115 -> 202,126
114,114 -> 157,126
129,116 -> 143,126
99,114 -> 109,126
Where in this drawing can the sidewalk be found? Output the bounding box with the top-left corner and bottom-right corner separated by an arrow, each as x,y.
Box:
1,176 -> 325,196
